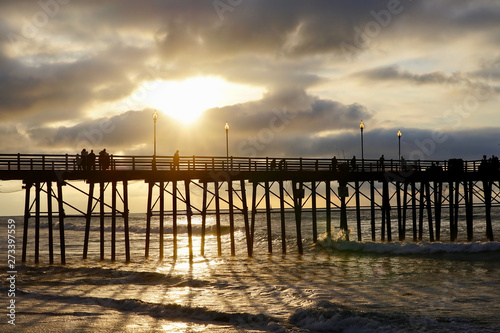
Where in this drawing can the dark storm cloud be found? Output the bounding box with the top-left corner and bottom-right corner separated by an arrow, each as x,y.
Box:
354,66 -> 469,85
1,0 -> 499,155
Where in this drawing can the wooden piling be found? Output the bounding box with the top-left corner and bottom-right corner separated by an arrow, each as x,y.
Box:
382,181 -> 390,241
434,181 -> 442,241
172,180 -> 177,259
47,181 -> 54,264
201,182 -> 207,256
326,181 -> 331,238
402,182 -> 408,241
227,180 -> 235,256
355,181 -> 361,241
418,181 -> 424,241
240,179 -> 252,257
160,181 -> 165,260
265,181 -> 272,253
279,180 -> 286,254
484,180 -> 494,241
425,182 -> 434,242
35,182 -> 40,264
311,181 -> 318,243
185,180 -> 193,260
454,181 -> 460,240
111,181 -> 117,261
215,181 -> 222,256
449,181 -> 455,241
123,180 -> 130,262
22,182 -> 31,263
411,182 -> 417,242
339,181 -> 348,239
293,181 -> 303,255
396,181 -> 402,241
57,182 -> 66,265
464,180 -> 473,241
99,182 -> 105,260
250,182 -> 257,255
370,180 -> 375,241
145,182 -> 153,258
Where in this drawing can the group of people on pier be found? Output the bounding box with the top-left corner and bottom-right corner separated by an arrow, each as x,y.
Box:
76,148 -> 111,170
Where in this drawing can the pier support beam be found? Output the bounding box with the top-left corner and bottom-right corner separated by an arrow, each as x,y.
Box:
160,181 -> 165,260
434,181 -> 442,241
123,180 -> 130,262
227,180 -> 235,256
240,180 -> 251,257
111,181 -> 117,261
370,180 -> 376,241
449,181 -> 455,241
279,180 -> 287,254
145,182 -> 153,258
401,182 -> 408,241
47,181 -> 54,264
382,181 -> 391,241
57,182 -> 66,265
425,182 -> 434,242
484,180 -> 494,241
311,181 -> 317,243
22,183 -> 32,263
83,182 -> 94,259
185,180 -> 194,260
99,182 -> 105,261
411,182 -> 417,242
355,181 -> 361,241
326,181 -> 332,238
35,182 -> 40,264
172,181 -> 178,259
215,181 -> 222,256
396,181 -> 402,241
293,181 -> 304,255
264,181 -> 272,253
201,182 -> 207,256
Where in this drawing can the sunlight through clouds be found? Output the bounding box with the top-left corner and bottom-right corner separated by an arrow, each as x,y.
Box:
124,77 -> 264,123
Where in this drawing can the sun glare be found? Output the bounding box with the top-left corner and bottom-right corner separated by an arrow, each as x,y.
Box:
137,77 -> 263,123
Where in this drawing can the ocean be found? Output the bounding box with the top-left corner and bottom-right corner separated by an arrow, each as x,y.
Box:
2,209 -> 500,332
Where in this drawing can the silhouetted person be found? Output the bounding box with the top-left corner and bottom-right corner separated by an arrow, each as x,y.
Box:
99,149 -> 110,170
173,150 -> 180,171
351,156 -> 356,171
278,159 -> 285,171
400,156 -> 407,171
332,156 -> 337,172
270,158 -> 277,171
76,154 -> 82,170
81,148 -> 88,170
88,150 -> 96,170
379,154 -> 385,171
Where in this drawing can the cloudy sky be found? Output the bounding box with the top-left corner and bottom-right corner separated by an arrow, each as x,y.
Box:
1,0 -> 500,163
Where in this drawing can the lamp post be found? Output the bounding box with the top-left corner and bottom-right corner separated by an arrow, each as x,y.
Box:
397,129 -> 402,161
359,120 -> 365,169
153,110 -> 158,156
225,121 -> 229,166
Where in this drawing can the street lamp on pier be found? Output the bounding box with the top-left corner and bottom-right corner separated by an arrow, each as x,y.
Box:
153,110 -> 158,156
359,120 -> 365,160
359,120 -> 365,169
397,129 -> 402,161
225,121 -> 229,166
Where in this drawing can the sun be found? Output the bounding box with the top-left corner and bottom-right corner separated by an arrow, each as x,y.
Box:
139,76 -> 262,123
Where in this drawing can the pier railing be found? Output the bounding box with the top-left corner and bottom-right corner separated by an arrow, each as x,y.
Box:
0,153 -> 484,173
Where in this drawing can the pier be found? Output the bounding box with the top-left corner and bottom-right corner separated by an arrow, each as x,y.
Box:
1,153 -> 498,264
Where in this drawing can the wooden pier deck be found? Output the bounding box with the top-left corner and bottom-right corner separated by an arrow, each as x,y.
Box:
1,153 -> 498,264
